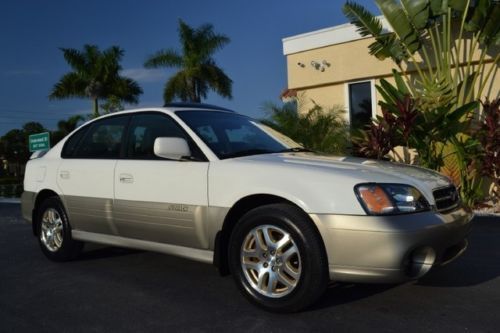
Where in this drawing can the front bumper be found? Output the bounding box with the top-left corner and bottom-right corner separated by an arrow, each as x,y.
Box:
309,207 -> 473,283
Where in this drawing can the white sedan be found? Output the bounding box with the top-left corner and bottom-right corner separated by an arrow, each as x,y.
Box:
21,103 -> 473,312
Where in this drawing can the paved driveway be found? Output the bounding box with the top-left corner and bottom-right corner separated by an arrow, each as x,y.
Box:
1,203 -> 499,332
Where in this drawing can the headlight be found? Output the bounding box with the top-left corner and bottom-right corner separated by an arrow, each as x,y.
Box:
354,183 -> 430,215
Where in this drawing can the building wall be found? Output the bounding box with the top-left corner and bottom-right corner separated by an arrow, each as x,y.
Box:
285,32 -> 499,118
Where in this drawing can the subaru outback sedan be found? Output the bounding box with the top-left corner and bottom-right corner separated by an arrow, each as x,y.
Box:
21,103 -> 472,312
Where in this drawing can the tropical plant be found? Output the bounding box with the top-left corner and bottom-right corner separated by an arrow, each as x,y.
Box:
100,95 -> 124,114
343,0 -> 499,112
354,72 -> 477,166
353,72 -> 482,205
262,101 -> 350,154
50,44 -> 143,118
478,98 -> 500,201
343,0 -> 499,206
51,114 -> 85,145
144,19 -> 232,104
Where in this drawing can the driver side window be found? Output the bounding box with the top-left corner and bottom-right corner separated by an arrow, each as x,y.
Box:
126,113 -> 205,160
126,113 -> 186,159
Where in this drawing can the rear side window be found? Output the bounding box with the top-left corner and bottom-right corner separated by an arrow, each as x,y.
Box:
73,116 -> 129,159
126,113 -> 186,159
61,126 -> 89,158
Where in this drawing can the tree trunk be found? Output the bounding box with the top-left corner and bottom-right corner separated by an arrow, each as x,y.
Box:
92,98 -> 99,118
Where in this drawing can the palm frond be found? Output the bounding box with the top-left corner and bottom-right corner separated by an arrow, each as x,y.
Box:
202,64 -> 233,99
112,77 -> 143,104
144,49 -> 183,68
343,1 -> 384,37
164,71 -> 189,103
60,47 -> 87,73
49,72 -> 87,100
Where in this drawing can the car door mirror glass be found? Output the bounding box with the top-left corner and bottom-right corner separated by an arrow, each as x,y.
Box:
153,137 -> 191,160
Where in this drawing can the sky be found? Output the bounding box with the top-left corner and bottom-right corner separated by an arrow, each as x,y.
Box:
0,0 -> 380,136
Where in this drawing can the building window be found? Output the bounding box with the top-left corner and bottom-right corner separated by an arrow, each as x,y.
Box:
347,81 -> 374,129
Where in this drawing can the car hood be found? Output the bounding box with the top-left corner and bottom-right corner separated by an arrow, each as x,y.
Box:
236,152 -> 451,191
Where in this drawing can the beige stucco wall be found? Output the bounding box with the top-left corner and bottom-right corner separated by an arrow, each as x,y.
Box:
287,38 -> 395,90
286,34 -> 499,115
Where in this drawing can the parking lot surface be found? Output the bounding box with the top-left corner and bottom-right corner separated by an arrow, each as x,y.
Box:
1,202 -> 499,332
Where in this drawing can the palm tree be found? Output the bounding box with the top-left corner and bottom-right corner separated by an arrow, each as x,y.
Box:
51,115 -> 85,144
144,19 -> 232,104
50,44 -> 143,118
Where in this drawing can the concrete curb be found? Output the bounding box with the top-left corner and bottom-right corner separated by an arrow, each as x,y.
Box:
0,198 -> 21,204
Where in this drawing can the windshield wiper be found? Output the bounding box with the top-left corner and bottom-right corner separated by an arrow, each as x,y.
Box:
221,149 -> 275,159
279,147 -> 314,153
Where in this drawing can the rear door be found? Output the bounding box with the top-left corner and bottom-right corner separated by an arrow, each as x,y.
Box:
57,115 -> 130,235
113,112 -> 210,249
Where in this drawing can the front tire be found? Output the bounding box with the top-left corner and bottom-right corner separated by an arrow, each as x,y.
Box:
228,204 -> 328,312
37,196 -> 83,261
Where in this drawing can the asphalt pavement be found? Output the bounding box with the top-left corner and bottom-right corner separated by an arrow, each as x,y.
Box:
1,202 -> 499,332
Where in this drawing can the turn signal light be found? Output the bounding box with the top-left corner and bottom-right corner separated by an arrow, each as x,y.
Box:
356,185 -> 395,214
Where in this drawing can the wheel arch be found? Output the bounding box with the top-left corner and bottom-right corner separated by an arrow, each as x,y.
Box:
213,193 -> 328,276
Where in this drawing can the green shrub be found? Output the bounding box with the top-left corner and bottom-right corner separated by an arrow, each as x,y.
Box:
262,101 -> 350,155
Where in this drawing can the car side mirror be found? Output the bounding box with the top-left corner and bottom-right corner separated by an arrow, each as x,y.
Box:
153,137 -> 191,160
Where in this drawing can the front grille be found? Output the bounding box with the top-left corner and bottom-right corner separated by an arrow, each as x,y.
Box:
433,185 -> 460,212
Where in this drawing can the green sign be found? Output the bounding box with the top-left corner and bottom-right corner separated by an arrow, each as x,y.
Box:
29,132 -> 50,152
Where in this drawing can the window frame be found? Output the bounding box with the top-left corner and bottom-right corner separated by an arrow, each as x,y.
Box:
60,124 -> 91,159
61,114 -> 131,160
61,111 -> 208,161
344,79 -> 377,127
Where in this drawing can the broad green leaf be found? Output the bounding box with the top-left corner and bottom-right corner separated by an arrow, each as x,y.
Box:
392,69 -> 410,95
368,33 -> 407,63
377,84 -> 397,105
402,0 -> 430,30
376,0 -> 421,53
465,0 -> 491,32
447,101 -> 479,122
456,72 -> 476,102
478,2 -> 500,46
380,78 -> 405,101
449,0 -> 469,12
429,0 -> 445,16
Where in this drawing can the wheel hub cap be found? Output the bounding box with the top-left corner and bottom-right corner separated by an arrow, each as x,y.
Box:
240,225 -> 301,298
40,208 -> 64,252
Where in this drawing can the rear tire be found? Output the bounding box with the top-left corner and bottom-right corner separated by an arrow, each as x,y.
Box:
228,203 -> 328,312
37,196 -> 83,261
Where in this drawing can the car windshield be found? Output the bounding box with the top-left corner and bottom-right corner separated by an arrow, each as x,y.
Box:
175,111 -> 306,159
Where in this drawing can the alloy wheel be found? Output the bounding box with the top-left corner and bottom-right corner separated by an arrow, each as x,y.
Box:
240,224 -> 301,298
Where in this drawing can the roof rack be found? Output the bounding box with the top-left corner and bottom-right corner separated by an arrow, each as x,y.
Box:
163,102 -> 234,112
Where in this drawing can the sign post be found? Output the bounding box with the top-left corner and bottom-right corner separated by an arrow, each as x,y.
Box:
29,132 -> 50,152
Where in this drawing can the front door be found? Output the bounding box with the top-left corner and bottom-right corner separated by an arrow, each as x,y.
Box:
113,112 -> 210,249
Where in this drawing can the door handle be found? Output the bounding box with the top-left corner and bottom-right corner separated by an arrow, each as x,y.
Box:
59,170 -> 70,179
119,173 -> 134,183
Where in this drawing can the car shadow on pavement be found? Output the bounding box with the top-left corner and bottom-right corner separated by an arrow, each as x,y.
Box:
309,283 -> 396,311
76,245 -> 143,261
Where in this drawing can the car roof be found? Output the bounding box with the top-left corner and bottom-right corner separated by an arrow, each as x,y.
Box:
163,102 -> 234,112
94,103 -> 235,118
77,103 -> 237,129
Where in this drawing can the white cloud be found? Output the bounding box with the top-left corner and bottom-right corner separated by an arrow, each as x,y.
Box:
121,68 -> 165,83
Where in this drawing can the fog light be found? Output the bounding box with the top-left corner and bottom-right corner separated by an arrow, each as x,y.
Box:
406,247 -> 436,278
